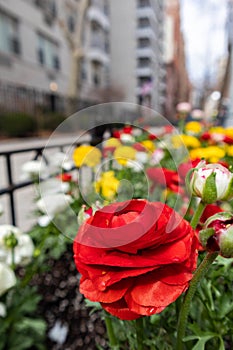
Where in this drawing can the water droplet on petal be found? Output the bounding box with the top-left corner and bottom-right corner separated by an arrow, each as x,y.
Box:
99,281 -> 107,291
173,257 -> 180,262
149,307 -> 155,314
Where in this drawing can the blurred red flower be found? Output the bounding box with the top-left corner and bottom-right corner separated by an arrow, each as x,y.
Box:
73,199 -> 198,320
57,173 -> 72,182
147,167 -> 183,194
123,126 -> 133,134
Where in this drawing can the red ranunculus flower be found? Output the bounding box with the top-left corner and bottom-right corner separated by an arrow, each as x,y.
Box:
147,167 -> 184,194
123,125 -> 133,134
57,173 -> 73,182
200,132 -> 211,141
112,130 -> 121,139
133,142 -> 147,152
73,199 -> 198,320
178,158 -> 201,183
193,204 -> 223,251
102,146 -> 117,158
223,135 -> 233,145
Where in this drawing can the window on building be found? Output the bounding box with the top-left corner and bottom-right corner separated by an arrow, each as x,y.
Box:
67,15 -> 75,33
138,76 -> 151,86
103,0 -> 109,15
0,11 -> 21,55
92,61 -> 101,86
138,17 -> 150,28
138,0 -> 151,7
80,59 -> 86,81
137,38 -> 150,48
37,34 -> 60,70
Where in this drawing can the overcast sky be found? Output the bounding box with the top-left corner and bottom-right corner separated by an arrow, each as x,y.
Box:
180,0 -> 228,86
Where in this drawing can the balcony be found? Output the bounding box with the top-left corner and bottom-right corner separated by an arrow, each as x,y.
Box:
136,7 -> 156,21
87,47 -> 109,65
136,67 -> 153,77
87,6 -> 110,30
136,47 -> 155,58
136,27 -> 155,40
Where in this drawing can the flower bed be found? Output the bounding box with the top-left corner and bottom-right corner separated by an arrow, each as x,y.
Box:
1,119 -> 233,349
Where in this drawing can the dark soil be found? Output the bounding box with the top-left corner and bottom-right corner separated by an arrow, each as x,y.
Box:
34,247 -> 108,350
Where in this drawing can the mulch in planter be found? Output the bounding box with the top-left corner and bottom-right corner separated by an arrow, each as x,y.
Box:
33,247 -> 108,350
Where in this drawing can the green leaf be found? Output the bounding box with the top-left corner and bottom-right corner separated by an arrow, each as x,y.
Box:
202,172 -> 217,204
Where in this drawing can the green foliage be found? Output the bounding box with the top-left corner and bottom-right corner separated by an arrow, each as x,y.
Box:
40,112 -> 65,131
0,285 -> 46,350
0,112 -> 36,137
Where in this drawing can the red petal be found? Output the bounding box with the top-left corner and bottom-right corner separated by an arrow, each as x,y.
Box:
74,234 -> 193,268
101,299 -> 140,320
80,277 -> 131,303
77,260 -> 157,288
125,292 -> 165,316
130,270 -> 188,308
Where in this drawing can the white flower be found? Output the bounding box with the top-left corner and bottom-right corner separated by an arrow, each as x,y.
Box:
0,262 -> 16,296
132,128 -> 143,137
0,225 -> 34,266
189,161 -> 233,204
211,133 -> 225,143
176,102 -> 191,113
151,149 -> 164,165
37,194 -> 72,217
21,160 -> 48,180
39,178 -> 70,195
0,302 -> 6,317
135,151 -> 148,164
120,133 -> 135,143
48,152 -> 74,172
126,160 -> 143,172
37,215 -> 53,227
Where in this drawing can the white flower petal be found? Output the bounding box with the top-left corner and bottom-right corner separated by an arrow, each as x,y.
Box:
0,263 -> 16,296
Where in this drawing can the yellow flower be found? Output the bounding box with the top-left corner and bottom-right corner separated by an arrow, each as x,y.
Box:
172,134 -> 201,149
73,145 -> 101,168
95,171 -> 119,200
105,138 -> 122,148
190,146 -> 225,162
185,121 -> 202,134
227,145 -> 233,157
140,140 -> 155,152
209,126 -> 225,134
114,146 -> 136,165
225,128 -> 233,138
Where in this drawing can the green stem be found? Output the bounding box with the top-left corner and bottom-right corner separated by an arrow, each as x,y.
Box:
178,118 -> 186,133
105,315 -> 118,349
190,200 -> 206,229
11,247 -> 15,270
184,197 -> 195,221
176,252 -> 218,350
135,318 -> 144,350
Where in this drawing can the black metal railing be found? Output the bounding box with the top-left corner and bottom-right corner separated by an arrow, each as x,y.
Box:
0,143 -> 74,226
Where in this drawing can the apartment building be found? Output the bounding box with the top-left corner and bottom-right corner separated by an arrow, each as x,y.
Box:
110,0 -> 166,113
0,0 -> 110,113
163,0 -> 191,121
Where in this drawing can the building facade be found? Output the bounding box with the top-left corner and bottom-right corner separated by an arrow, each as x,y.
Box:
110,0 -> 166,113
163,0 -> 190,121
0,0 -> 110,113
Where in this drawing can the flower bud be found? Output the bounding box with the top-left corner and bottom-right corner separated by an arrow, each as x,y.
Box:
4,232 -> 18,249
188,161 -> 233,204
199,212 -> 233,258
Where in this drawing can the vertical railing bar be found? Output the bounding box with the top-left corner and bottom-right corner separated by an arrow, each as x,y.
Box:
5,154 -> 16,226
